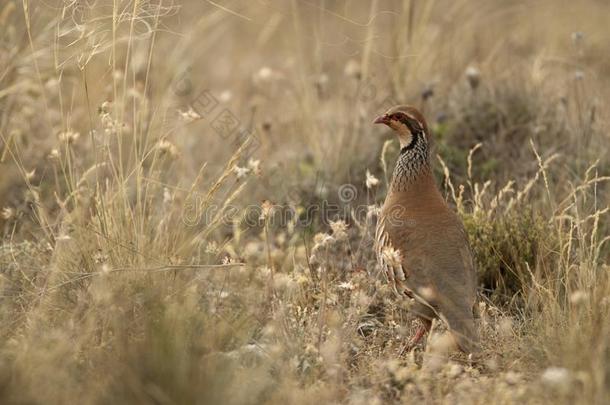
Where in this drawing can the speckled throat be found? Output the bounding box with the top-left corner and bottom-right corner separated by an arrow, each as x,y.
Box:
391,134 -> 430,192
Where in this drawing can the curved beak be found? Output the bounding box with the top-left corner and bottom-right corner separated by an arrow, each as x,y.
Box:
373,114 -> 390,125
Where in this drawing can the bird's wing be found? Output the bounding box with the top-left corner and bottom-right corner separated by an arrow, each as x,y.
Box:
386,213 -> 480,352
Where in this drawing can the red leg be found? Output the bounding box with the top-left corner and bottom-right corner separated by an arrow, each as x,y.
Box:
399,318 -> 432,355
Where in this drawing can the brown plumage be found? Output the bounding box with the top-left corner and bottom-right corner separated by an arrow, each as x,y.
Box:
373,105 -> 479,353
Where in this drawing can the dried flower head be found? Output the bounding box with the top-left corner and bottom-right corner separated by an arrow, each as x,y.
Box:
313,232 -> 334,248
101,113 -> 120,136
163,187 -> 173,205
337,281 -> 355,291
247,158 -> 261,176
1,207 -> 15,220
100,264 -> 111,275
465,66 -> 481,89
330,219 -> 348,241
47,148 -> 60,161
344,59 -> 361,79
365,170 -> 379,189
25,169 -> 36,181
256,67 -> 272,80
309,232 -> 335,263
219,90 -> 233,103
367,205 -> 380,221
381,246 -> 402,268
98,101 -> 112,115
259,200 -> 275,221
156,139 -> 179,158
253,66 -> 282,85
222,255 -> 239,265
58,130 -> 80,144
233,165 -> 250,179
205,241 -> 220,254
93,249 -> 108,264
178,106 -> 202,123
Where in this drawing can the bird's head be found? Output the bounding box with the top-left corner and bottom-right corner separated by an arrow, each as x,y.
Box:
373,105 -> 430,150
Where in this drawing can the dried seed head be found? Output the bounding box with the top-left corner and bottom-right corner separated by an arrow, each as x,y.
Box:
163,187 -> 173,205
313,232 -> 334,247
259,200 -> 274,221
47,148 -> 60,161
1,207 -> 15,220
98,101 -> 111,115
205,241 -> 219,254
309,232 -> 334,263
366,205 -> 380,220
256,67 -> 272,80
247,158 -> 261,176
156,139 -> 179,159
465,66 -> 481,89
253,66 -> 282,85
344,59 -> 361,79
178,106 -> 202,123
337,281 -> 355,291
330,219 -> 348,241
58,130 -> 80,144
365,170 -> 379,189
222,256 -> 239,265
233,165 -> 250,179
100,264 -> 111,275
25,169 -> 36,181
219,90 -> 232,103
381,246 -> 402,268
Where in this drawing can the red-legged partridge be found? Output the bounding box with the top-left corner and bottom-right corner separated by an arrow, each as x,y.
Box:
373,105 -> 479,353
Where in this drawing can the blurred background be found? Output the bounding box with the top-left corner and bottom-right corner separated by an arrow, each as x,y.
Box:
0,1 -> 608,403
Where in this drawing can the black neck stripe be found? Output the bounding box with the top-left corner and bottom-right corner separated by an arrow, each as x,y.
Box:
400,132 -> 419,153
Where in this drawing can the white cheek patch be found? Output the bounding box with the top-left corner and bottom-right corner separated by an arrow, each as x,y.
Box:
391,121 -> 413,147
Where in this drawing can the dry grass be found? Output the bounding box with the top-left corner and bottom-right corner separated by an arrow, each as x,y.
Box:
0,0 -> 609,404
